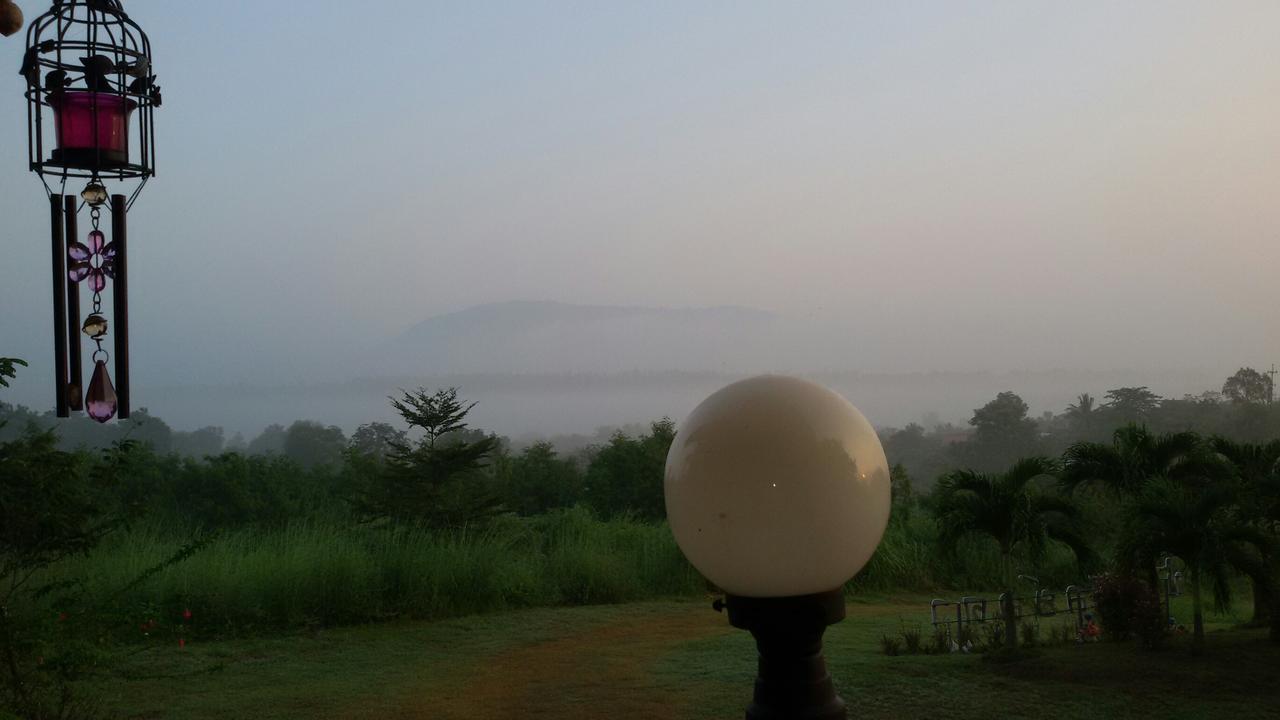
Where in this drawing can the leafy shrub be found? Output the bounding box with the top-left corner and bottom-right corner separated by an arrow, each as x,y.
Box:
900,624 -> 923,654
931,629 -> 953,654
1049,622 -> 1076,645
979,622 -> 1006,652
1093,573 -> 1161,643
880,635 -> 902,656
1020,621 -> 1039,648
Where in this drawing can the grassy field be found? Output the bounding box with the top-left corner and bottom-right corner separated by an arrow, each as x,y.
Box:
79,594 -> 1278,720
39,509 -> 1082,637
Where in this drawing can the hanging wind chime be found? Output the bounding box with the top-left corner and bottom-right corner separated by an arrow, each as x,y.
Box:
20,0 -> 159,423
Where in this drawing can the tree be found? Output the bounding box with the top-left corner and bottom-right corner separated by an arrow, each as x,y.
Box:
282,420 -> 346,469
499,441 -> 583,516
1061,425 -> 1200,498
115,406 -> 174,454
970,392 -> 1036,444
890,463 -> 914,519
168,452 -> 309,528
1211,437 -> 1280,639
0,358 -> 26,388
1223,368 -> 1273,405
349,421 -> 407,461
247,423 -> 287,455
1061,425 -> 1202,595
1118,468 -> 1267,654
171,425 -> 225,458
883,423 -> 927,458
1102,387 -> 1162,424
1064,393 -> 1101,437
584,419 -> 675,520
933,457 -> 1092,591
355,388 -> 499,527
960,391 -> 1039,471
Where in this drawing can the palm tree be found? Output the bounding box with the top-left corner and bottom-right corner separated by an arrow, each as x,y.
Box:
1211,438 -> 1280,639
1061,425 -> 1200,497
1061,425 -> 1202,594
1064,393 -> 1096,434
934,457 -> 1093,591
1119,472 -> 1268,654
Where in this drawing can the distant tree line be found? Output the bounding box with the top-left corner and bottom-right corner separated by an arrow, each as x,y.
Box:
1,366 -> 1275,527
881,367 -> 1279,490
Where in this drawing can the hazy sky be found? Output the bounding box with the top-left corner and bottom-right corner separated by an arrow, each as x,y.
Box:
2,1 -> 1278,424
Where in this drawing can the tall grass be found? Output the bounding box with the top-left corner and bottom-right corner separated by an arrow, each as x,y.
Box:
50,507 -> 706,634
45,504 -> 1087,635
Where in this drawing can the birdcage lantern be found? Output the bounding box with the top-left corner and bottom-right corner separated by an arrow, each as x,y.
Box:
20,0 -> 161,422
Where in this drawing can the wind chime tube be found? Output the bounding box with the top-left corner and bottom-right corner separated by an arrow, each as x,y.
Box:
50,193 -> 69,417
111,194 -> 129,419
64,194 -> 83,411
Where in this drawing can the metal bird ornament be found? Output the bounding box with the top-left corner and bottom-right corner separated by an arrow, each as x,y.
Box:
80,54 -> 116,92
0,0 -> 22,37
127,74 -> 153,94
44,68 -> 68,90
123,56 -> 149,78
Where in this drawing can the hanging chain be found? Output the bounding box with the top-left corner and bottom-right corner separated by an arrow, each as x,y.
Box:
89,204 -> 107,362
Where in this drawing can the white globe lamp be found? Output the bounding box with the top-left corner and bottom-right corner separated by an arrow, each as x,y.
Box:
664,375 -> 891,719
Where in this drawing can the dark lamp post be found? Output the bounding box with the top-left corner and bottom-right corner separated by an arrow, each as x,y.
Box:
665,375 -> 891,719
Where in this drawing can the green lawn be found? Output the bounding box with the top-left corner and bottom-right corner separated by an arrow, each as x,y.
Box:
86,595 -> 1280,720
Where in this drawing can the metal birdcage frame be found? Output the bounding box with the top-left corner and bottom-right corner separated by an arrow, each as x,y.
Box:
22,0 -> 158,205
21,0 -> 160,422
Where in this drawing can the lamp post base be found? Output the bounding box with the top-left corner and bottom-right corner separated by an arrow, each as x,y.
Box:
725,589 -> 847,720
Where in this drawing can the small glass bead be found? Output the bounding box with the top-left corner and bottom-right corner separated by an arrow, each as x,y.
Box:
82,313 -> 108,338
81,182 -> 108,207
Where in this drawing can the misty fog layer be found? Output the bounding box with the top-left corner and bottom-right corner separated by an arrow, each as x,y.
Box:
1,2 -> 1277,435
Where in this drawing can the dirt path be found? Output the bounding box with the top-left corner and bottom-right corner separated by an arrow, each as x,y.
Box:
387,604 -> 729,720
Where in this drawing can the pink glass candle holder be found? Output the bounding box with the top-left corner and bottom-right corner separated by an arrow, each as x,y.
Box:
50,90 -> 137,168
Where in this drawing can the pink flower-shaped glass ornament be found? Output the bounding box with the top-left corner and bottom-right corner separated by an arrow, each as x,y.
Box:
68,229 -> 117,293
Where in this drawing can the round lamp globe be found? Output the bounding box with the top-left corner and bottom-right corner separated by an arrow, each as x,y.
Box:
664,375 -> 891,598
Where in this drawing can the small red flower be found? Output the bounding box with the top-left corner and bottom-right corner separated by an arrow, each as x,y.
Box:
182,608 -> 192,620
178,638 -> 186,648
57,612 -> 68,622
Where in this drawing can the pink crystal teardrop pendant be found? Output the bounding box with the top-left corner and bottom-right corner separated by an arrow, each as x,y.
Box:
85,360 -> 118,423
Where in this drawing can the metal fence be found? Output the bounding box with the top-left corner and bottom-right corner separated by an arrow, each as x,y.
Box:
928,559 -> 1186,646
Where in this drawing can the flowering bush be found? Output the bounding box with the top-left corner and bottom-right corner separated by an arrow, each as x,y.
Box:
1093,573 -> 1164,646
